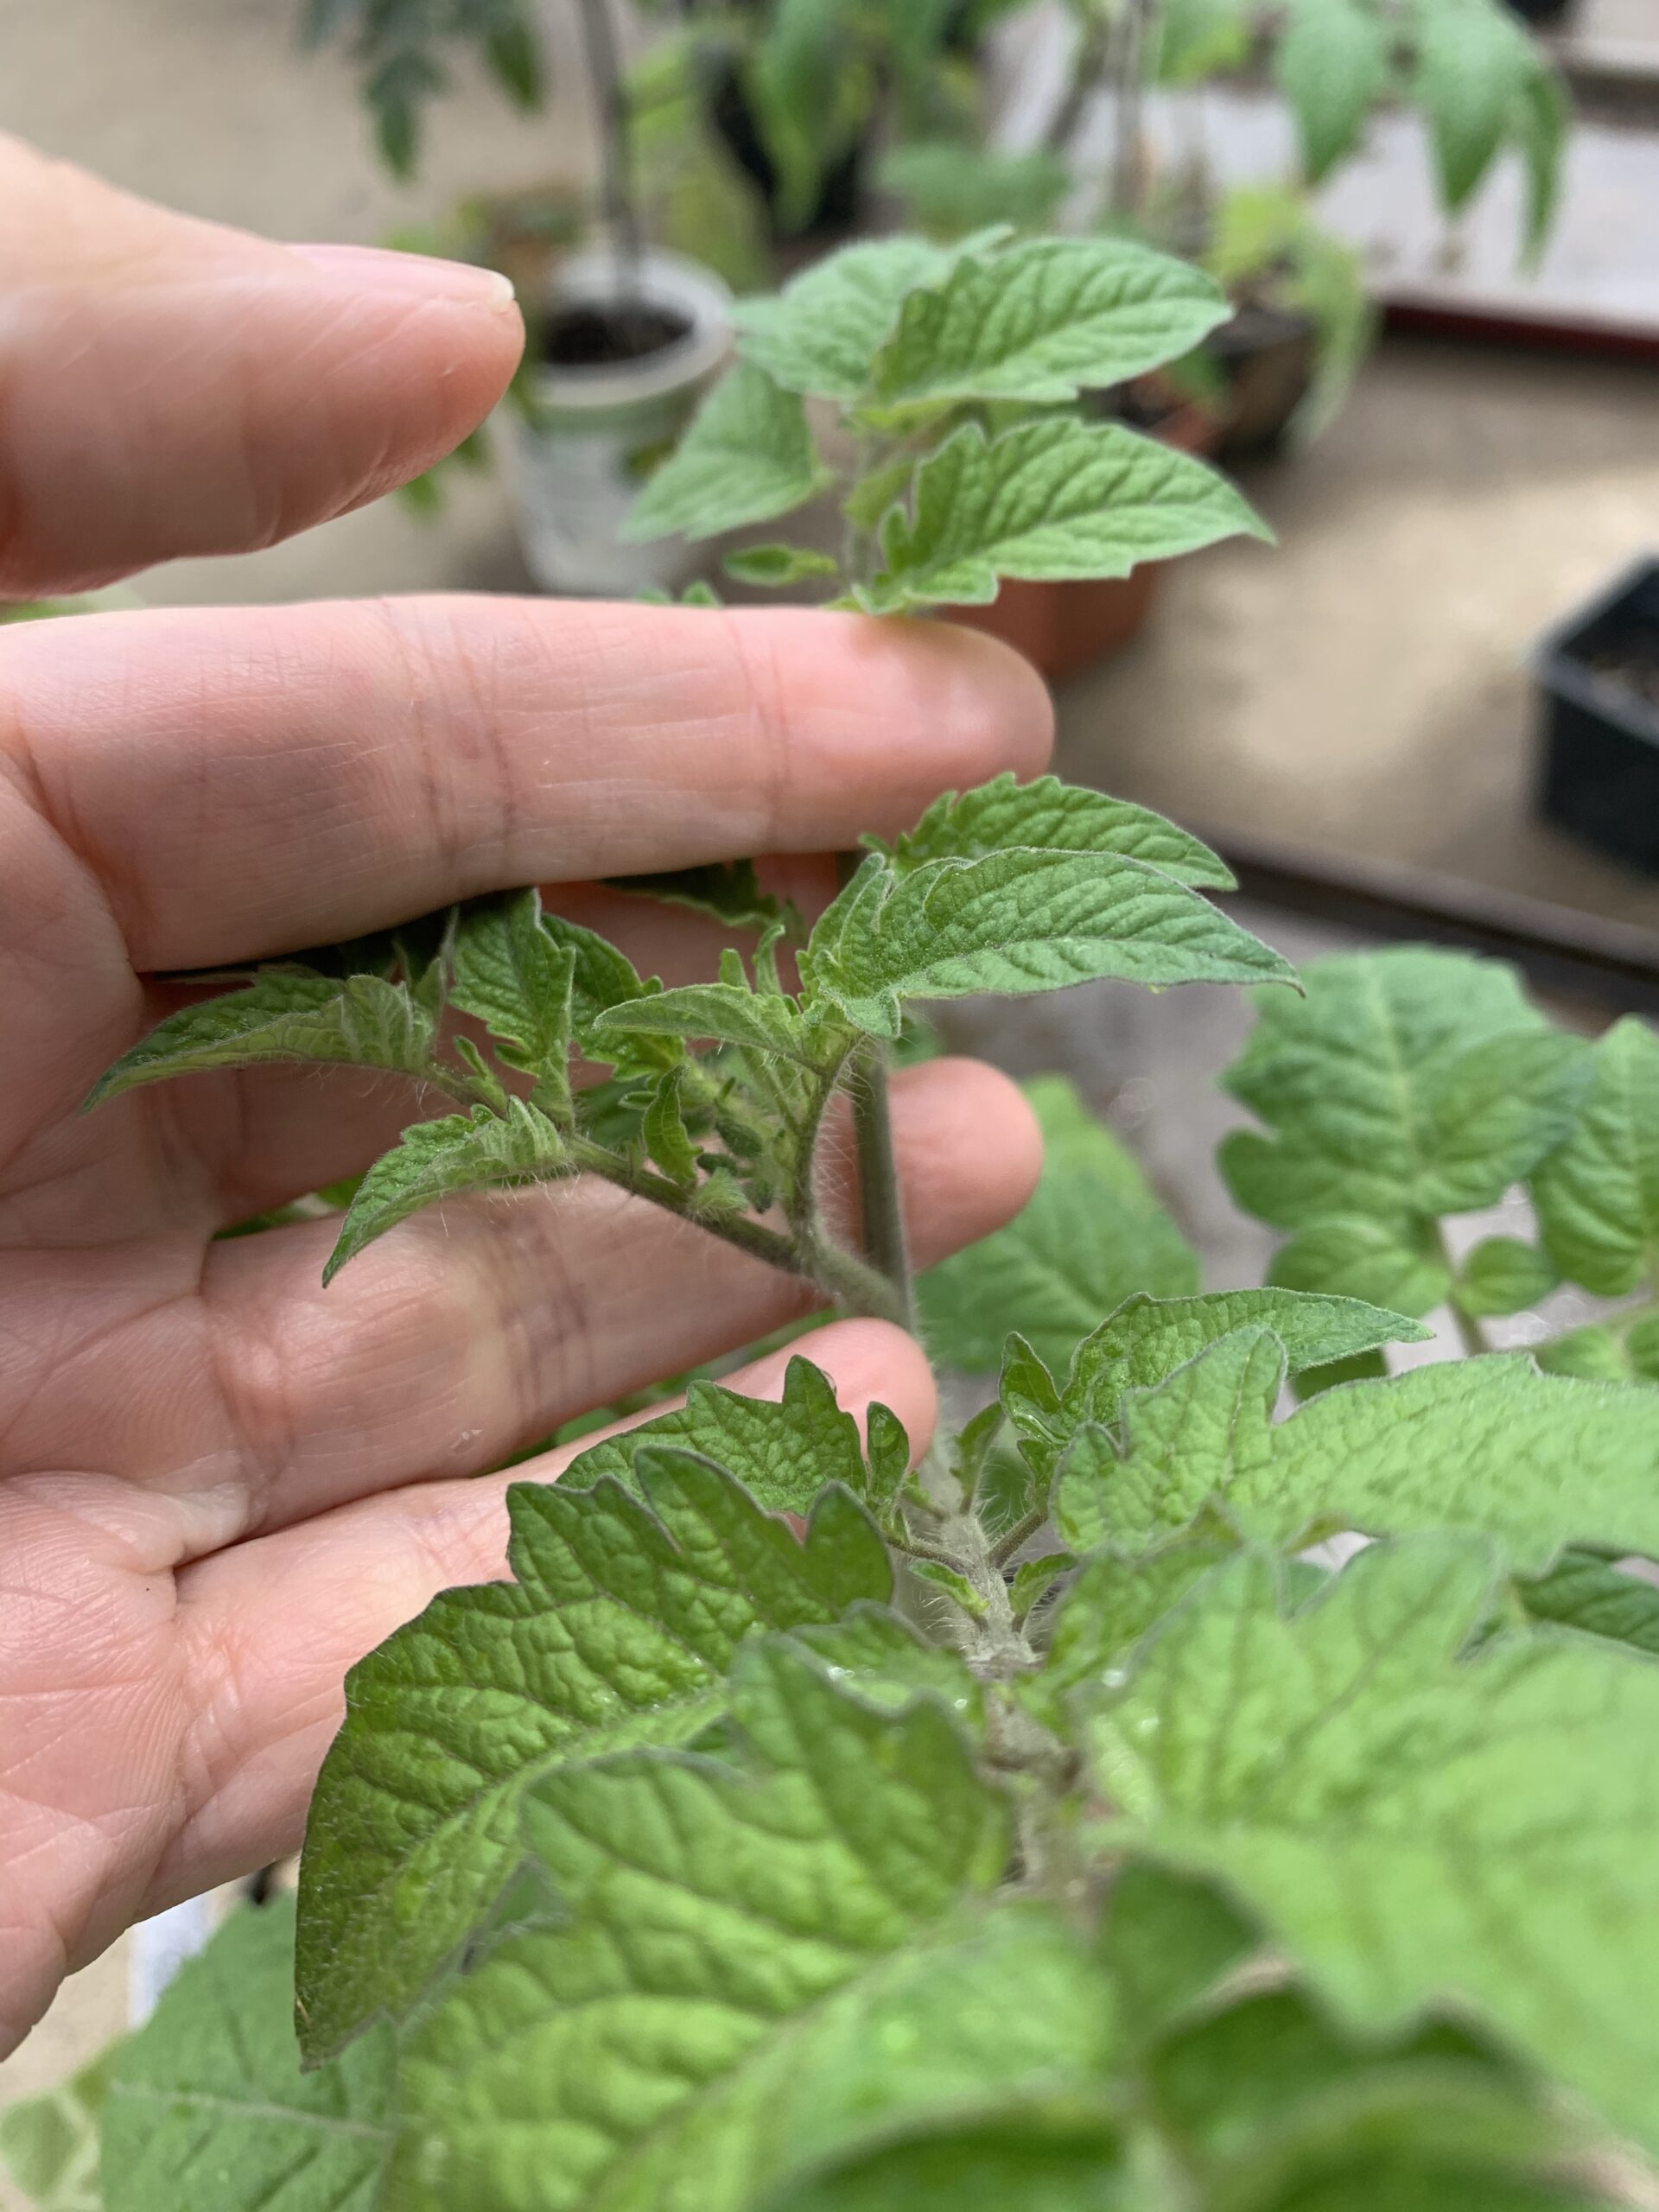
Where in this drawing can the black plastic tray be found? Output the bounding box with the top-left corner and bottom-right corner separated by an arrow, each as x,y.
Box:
1535,556 -> 1659,874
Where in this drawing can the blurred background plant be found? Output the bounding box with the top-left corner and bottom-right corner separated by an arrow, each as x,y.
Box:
982,0 -> 1571,454
304,0 -> 1570,550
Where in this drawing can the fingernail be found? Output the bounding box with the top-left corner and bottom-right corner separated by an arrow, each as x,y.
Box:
289,242 -> 517,312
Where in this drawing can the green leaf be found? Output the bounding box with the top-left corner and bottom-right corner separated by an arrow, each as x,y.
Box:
1270,1216 -> 1451,1318
1532,1018 -> 1659,1298
865,418 -> 1271,613
879,141 -> 1071,242
1515,62 -> 1571,261
1293,1346 -> 1389,1400
1065,1333 -> 1659,1573
1518,1549 -> 1659,1658
561,1353 -> 880,1511
867,236 -> 1230,415
1277,0 -> 1391,182
296,1452 -> 890,2059
625,363 -> 829,543
1056,1327 -> 1285,1557
1006,1289 -> 1429,1482
534,909 -> 668,1066
1412,0 -> 1536,213
855,1400 -> 910,1517
450,889 -> 575,1095
390,1644 -> 1118,2212
608,861 -> 795,939
366,48 -> 440,181
1100,1859 -> 1260,2046
909,1557 -> 989,1618
1155,0 -> 1253,80
103,1897 -> 394,2210
999,1327 -> 1065,1429
1534,1323 -> 1634,1382
482,10 -> 544,109
595,981 -> 824,1067
1221,950 -> 1590,1232
1,2042 -> 124,2212
766,2128 -> 1128,2212
643,1065 -> 700,1188
1147,1980 -> 1592,2205
1454,1236 -> 1559,1318
1262,2168 -> 1610,2211
880,772 -> 1236,891
792,1602 -> 986,1730
1009,1552 -> 1076,1622
1085,1534 -> 1659,2158
1033,1538 -> 1249,1719
88,971 -> 437,1103
721,543 -> 840,587
743,0 -> 869,235
323,1098 -> 570,1282
801,848 -> 1294,1039
844,451 -> 923,536
732,237 -> 960,401
919,1075 -> 1199,1375
1630,1311 -> 1659,1380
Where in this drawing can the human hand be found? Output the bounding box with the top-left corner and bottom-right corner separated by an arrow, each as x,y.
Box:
0,133 -> 1049,2051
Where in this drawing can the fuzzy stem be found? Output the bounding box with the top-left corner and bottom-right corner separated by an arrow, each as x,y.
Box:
566,1136 -> 905,1324
848,1038 -> 917,1333
990,1505 -> 1050,1569
827,842 -> 918,1335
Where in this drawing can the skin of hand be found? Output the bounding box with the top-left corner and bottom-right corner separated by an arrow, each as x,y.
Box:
0,132 -> 1052,2053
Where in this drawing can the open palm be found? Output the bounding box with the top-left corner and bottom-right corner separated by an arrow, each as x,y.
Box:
0,134 -> 1046,2052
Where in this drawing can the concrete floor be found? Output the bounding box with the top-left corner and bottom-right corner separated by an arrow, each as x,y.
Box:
3,0 -> 1658,2180
1059,335 -> 1659,934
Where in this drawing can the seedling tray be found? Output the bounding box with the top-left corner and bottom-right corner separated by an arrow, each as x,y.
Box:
1535,556 -> 1659,872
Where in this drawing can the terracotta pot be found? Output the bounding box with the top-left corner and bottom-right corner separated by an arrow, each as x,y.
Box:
944,397 -> 1218,683
947,568 -> 1164,682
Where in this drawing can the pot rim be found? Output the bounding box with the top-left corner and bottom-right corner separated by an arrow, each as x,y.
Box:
528,245 -> 733,410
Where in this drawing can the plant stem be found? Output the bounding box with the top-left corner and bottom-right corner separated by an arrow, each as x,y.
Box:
1109,0 -> 1156,223
1450,1300 -> 1491,1359
990,1505 -> 1050,1568
566,1136 -> 905,1325
828,848 -> 917,1335
1434,1228 -> 1491,1356
842,432 -> 877,590
848,1038 -> 917,1333
574,0 -> 645,296
1046,2 -> 1113,158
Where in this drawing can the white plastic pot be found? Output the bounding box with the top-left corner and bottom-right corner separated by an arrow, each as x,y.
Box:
497,246 -> 732,598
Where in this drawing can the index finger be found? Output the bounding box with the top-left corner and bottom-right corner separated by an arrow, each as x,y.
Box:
0,599 -> 1054,973
0,132 -> 522,596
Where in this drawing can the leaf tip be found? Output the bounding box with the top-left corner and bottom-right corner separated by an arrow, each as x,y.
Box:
320,1234 -> 358,1288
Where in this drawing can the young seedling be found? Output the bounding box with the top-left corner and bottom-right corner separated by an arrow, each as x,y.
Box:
625,226 -> 1266,603
12,226 -> 1659,2212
